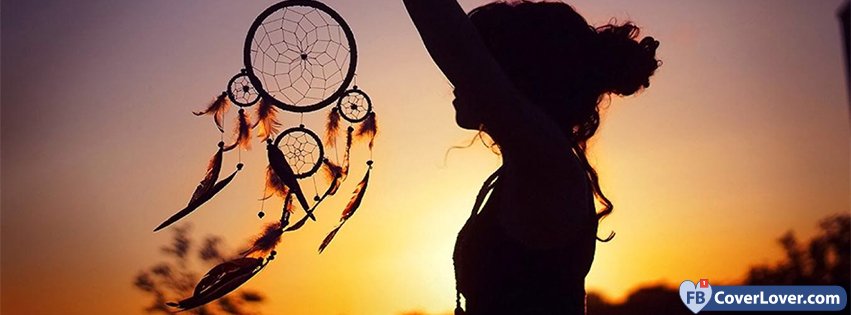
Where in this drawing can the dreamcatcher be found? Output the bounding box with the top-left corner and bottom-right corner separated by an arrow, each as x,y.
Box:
151,0 -> 378,310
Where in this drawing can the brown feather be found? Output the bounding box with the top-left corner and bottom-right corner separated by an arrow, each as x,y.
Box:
264,165 -> 289,199
318,225 -> 342,253
282,190 -> 295,214
189,145 -> 223,205
167,257 -> 265,311
284,214 -> 310,232
341,167 -> 371,221
318,167 -> 372,253
241,221 -> 284,257
355,112 -> 378,150
322,159 -> 344,195
342,127 -> 353,179
267,142 -> 314,220
325,107 -> 341,147
194,92 -> 229,132
226,109 -> 252,150
254,98 -> 280,141
154,163 -> 242,232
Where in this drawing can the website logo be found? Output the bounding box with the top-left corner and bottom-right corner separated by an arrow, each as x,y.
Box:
679,279 -> 847,313
679,279 -> 712,313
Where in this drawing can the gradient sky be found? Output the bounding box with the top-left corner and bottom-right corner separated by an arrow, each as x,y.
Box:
2,0 -> 849,314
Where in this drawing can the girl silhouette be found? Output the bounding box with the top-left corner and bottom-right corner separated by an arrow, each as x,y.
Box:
404,0 -> 660,314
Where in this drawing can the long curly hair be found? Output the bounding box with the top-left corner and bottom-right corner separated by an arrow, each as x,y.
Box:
469,1 -> 661,240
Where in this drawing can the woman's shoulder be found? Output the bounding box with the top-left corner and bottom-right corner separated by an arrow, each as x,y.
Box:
494,151 -> 596,250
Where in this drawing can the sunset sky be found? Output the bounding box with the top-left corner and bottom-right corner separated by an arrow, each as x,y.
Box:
1,0 -> 849,314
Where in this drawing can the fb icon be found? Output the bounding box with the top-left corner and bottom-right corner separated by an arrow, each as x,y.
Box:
687,290 -> 706,304
680,279 -> 713,314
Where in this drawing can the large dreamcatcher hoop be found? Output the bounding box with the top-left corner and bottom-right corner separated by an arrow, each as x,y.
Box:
243,0 -> 357,112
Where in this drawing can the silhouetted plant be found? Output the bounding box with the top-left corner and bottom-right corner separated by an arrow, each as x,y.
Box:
745,214 -> 850,291
134,224 -> 266,314
586,213 -> 850,315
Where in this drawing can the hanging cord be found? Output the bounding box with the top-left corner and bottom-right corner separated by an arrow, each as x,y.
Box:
311,176 -> 320,201
258,186 -> 268,219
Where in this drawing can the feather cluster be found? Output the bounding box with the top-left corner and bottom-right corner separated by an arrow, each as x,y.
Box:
194,92 -> 230,132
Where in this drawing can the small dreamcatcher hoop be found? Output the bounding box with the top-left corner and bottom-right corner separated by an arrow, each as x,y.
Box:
244,0 -> 358,113
274,125 -> 324,178
227,70 -> 261,107
336,86 -> 372,123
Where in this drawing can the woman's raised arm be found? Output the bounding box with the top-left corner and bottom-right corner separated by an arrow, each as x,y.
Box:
402,0 -> 571,153
404,0 -> 591,248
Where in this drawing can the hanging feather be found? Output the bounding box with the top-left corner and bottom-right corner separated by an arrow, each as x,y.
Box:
224,109 -> 251,151
340,166 -> 371,221
267,141 -> 314,220
166,257 -> 266,311
241,221 -> 285,257
254,98 -> 280,142
154,163 -> 243,232
282,191 -> 295,215
325,107 -> 341,147
263,165 -> 289,200
284,214 -> 310,232
318,225 -> 342,253
287,160 -> 342,226
322,159 -> 343,196
341,126 -> 354,179
318,166 -> 372,253
194,92 -> 230,132
189,143 -> 223,204
355,112 -> 378,150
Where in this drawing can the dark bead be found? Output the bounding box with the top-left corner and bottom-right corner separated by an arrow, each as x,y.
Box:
258,211 -> 265,218
237,163 -> 244,170
366,160 -> 374,166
